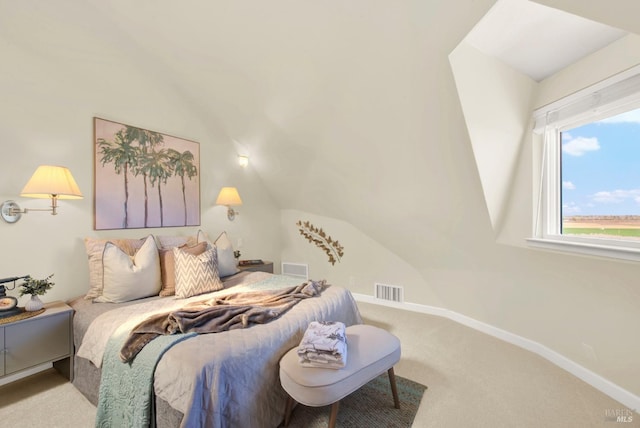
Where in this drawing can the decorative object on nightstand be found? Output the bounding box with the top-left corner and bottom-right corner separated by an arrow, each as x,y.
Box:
238,259 -> 263,266
19,274 -> 54,312
0,276 -> 27,318
216,187 -> 242,221
238,260 -> 274,274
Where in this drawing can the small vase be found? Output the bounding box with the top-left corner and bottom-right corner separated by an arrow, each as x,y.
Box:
25,295 -> 44,312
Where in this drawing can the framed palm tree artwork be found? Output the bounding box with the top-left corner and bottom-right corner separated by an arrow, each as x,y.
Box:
94,117 -> 200,230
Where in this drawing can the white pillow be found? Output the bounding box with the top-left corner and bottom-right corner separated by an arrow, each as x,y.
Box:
174,244 -> 223,298
83,237 -> 146,299
197,230 -> 239,278
95,235 -> 161,303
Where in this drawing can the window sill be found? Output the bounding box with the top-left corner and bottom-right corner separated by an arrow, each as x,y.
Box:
526,237 -> 640,262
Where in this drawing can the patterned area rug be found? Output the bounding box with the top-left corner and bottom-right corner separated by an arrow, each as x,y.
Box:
285,374 -> 427,428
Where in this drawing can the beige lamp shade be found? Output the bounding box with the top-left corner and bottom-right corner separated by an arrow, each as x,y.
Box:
20,165 -> 83,200
216,187 -> 242,206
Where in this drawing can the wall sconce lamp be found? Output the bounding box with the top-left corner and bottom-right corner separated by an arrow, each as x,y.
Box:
216,187 -> 242,221
1,165 -> 83,224
238,155 -> 249,168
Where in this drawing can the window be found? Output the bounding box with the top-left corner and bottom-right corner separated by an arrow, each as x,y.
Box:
530,66 -> 640,261
561,109 -> 640,239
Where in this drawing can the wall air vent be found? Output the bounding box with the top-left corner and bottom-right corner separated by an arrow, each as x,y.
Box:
281,262 -> 309,279
375,283 -> 403,303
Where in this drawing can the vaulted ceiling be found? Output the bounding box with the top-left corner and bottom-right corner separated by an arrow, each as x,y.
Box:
465,0 -> 626,81
2,0 -> 638,271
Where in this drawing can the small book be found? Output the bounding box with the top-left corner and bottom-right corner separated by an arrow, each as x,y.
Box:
239,259 -> 264,266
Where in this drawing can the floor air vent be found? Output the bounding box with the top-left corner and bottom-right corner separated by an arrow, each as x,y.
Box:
375,283 -> 403,303
281,262 -> 309,279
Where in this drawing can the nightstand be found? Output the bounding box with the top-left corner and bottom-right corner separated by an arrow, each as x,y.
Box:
0,301 -> 73,382
238,261 -> 274,274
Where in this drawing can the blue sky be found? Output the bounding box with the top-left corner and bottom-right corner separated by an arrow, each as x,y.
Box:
562,108 -> 640,216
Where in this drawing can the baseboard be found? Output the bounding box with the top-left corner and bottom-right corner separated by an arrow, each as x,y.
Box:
353,293 -> 640,412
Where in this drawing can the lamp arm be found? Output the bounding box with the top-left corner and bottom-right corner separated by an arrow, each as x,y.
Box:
8,195 -> 59,215
9,207 -> 55,215
18,208 -> 55,213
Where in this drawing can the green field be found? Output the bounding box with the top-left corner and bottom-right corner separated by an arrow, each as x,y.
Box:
563,228 -> 640,237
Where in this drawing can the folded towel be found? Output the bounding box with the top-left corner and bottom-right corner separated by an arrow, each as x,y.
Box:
297,321 -> 347,369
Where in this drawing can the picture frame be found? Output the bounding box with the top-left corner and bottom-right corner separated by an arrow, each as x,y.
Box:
93,117 -> 201,230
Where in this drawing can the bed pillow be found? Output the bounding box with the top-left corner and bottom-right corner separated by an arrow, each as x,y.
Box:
174,244 -> 223,298
95,235 -> 161,303
84,237 -> 146,299
159,241 -> 208,297
197,230 -> 239,278
214,231 -> 240,277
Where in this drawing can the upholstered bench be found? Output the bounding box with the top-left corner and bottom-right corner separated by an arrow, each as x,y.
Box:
279,324 -> 401,428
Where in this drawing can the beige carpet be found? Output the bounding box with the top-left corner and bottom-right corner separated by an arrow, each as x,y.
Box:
0,367 -> 95,427
0,301 -> 637,427
358,302 -> 639,428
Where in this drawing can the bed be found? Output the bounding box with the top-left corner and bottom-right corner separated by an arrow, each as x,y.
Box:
69,270 -> 362,427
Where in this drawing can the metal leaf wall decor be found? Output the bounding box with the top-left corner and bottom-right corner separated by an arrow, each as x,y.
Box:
296,220 -> 344,265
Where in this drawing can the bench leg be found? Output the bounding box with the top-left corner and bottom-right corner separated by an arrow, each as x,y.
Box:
387,367 -> 401,409
329,401 -> 340,428
283,395 -> 295,426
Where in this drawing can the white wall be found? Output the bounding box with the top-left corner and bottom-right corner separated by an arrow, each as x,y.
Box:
0,12 -> 281,305
443,31 -> 640,400
280,209 -> 441,306
416,2 -> 640,400
449,41 -> 537,234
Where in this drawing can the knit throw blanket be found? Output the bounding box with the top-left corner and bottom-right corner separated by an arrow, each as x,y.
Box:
120,279 -> 327,363
96,326 -> 196,428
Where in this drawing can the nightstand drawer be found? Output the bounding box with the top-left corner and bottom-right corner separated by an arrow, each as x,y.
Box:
0,301 -> 73,381
5,311 -> 70,374
0,328 -> 4,377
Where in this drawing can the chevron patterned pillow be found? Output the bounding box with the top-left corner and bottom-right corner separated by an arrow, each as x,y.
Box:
174,245 -> 224,298
159,241 -> 208,297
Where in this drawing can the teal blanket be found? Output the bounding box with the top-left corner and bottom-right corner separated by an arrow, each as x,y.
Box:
95,327 -> 196,428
